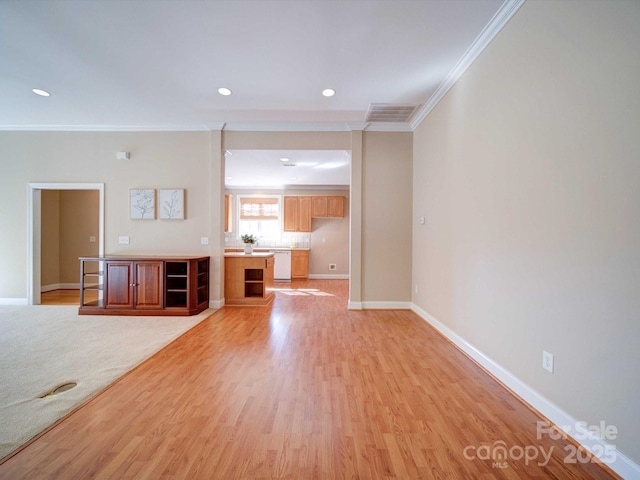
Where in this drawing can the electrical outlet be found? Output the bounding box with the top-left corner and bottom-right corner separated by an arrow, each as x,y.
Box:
329,264 -> 337,271
200,237 -> 209,245
118,236 -> 130,245
542,350 -> 554,373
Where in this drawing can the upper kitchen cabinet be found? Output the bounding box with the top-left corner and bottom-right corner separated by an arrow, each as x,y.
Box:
312,196 -> 344,218
299,197 -> 312,231
283,196 -> 311,232
284,195 -> 344,232
327,196 -> 345,217
311,196 -> 327,217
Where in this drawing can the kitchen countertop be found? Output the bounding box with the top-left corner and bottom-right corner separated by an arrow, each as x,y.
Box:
224,247 -> 309,251
223,252 -> 275,258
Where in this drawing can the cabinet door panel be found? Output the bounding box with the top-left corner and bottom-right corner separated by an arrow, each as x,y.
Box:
135,261 -> 164,309
291,251 -> 309,279
298,197 -> 312,232
105,262 -> 133,308
283,196 -> 299,232
327,196 -> 345,217
311,196 -> 327,217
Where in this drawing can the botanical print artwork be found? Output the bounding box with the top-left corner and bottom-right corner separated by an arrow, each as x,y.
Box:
130,189 -> 155,219
159,189 -> 184,219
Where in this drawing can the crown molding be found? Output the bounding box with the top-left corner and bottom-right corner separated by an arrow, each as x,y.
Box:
0,121 -> 416,133
364,122 -> 413,132
0,124 -> 210,132
221,122 -> 352,132
205,122 -> 226,131
347,122 -> 369,132
410,0 -> 526,131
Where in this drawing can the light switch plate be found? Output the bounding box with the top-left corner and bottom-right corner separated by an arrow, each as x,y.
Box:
542,350 -> 554,373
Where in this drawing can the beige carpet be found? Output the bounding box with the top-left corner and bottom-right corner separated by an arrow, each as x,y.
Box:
0,305 -> 213,460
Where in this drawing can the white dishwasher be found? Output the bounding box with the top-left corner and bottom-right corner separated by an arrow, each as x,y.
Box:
271,250 -> 292,281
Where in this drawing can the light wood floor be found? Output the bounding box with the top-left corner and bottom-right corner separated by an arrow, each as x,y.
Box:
2,280 -> 616,479
40,289 -> 92,305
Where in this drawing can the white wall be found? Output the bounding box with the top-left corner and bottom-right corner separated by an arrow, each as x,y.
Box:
0,131 -> 214,300
413,0 -> 640,466
0,129 -> 413,305
363,132 -> 413,303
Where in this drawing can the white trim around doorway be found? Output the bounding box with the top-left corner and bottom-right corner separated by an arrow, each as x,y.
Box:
27,183 -> 105,305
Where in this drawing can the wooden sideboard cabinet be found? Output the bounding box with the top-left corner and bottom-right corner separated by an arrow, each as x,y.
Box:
79,256 -> 210,316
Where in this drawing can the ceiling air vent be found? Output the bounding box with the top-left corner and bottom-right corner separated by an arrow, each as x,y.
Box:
282,163 -> 297,167
365,103 -> 420,123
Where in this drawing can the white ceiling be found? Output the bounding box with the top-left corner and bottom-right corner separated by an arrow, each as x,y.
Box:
0,0 -> 512,130
0,0 -> 517,186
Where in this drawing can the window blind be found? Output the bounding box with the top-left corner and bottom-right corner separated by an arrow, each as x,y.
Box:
239,197 -> 279,220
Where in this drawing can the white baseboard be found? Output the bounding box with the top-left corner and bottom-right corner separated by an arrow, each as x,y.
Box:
411,303 -> 640,480
210,299 -> 224,309
0,298 -> 28,305
348,301 -> 362,310
308,274 -> 350,280
362,301 -> 412,310
41,283 -> 81,292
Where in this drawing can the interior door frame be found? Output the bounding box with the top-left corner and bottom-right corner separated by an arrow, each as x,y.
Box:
27,182 -> 105,305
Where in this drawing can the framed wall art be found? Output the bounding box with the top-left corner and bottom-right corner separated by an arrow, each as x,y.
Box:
130,189 -> 155,219
159,189 -> 185,219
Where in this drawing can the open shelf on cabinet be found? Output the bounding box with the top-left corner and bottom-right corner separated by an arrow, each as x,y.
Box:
165,261 -> 189,308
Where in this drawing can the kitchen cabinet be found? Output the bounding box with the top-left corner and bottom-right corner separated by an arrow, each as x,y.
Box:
283,196 -> 311,232
312,196 -> 344,218
285,195 -> 345,231
291,250 -> 309,279
311,196 -> 327,217
327,196 -> 345,217
79,256 -> 210,316
224,253 -> 275,305
299,196 -> 312,231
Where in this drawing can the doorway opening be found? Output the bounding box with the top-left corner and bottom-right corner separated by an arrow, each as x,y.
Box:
27,183 -> 105,305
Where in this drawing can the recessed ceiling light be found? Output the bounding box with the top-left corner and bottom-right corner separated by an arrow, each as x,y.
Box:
218,87 -> 232,96
226,176 -> 233,180
280,157 -> 290,162
322,88 -> 335,97
290,177 -> 297,180
32,88 -> 50,97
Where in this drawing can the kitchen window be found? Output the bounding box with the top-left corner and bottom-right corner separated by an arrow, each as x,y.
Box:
237,195 -> 281,243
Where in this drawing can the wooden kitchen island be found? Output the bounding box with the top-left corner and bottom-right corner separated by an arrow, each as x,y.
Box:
224,252 -> 274,306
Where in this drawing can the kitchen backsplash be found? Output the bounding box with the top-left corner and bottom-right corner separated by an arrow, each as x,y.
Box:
225,232 -> 310,249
